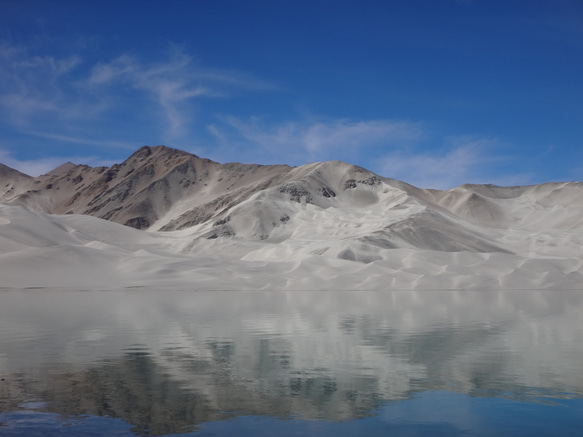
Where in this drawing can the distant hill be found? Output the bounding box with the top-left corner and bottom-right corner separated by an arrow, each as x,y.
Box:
1,145 -> 582,290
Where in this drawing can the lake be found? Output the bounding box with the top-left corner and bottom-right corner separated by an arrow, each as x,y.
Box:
0,289 -> 582,436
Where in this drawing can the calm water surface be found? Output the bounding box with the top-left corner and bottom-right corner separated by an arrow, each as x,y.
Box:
0,290 -> 582,436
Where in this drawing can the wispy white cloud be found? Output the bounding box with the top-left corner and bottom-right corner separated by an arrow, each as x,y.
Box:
18,54 -> 82,75
0,41 -> 273,146
0,42 -> 83,123
0,42 -> 538,189
87,48 -> 273,140
0,42 -> 24,58
207,118 -> 532,189
211,116 -> 424,165
88,54 -> 136,84
0,148 -> 115,177
26,131 -> 137,150
379,137 -> 533,189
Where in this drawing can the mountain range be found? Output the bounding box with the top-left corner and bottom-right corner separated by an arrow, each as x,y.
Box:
1,145 -> 582,290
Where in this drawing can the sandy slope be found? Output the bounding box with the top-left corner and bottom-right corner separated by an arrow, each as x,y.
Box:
0,146 -> 582,290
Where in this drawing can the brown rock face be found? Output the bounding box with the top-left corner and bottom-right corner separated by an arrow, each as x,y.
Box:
0,146 -> 293,230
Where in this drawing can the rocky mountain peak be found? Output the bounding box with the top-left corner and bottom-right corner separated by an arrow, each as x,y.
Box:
128,145 -> 197,162
45,161 -> 77,177
0,162 -> 32,180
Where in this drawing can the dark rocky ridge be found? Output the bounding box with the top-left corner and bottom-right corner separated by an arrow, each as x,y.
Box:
0,146 -> 293,231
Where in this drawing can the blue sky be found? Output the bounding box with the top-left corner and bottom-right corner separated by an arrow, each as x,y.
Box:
0,0 -> 582,188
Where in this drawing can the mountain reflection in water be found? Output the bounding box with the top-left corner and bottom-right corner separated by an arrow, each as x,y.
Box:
0,290 -> 582,436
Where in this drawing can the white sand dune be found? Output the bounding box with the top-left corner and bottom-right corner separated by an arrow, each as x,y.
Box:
0,146 -> 582,290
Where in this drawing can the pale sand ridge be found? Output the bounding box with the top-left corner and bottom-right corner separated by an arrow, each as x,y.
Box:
0,146 -> 582,290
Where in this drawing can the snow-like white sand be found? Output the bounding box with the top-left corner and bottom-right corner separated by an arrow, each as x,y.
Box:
1,185 -> 582,290
1,148 -> 582,290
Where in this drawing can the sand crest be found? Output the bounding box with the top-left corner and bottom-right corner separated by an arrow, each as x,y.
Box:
1,146 -> 581,290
